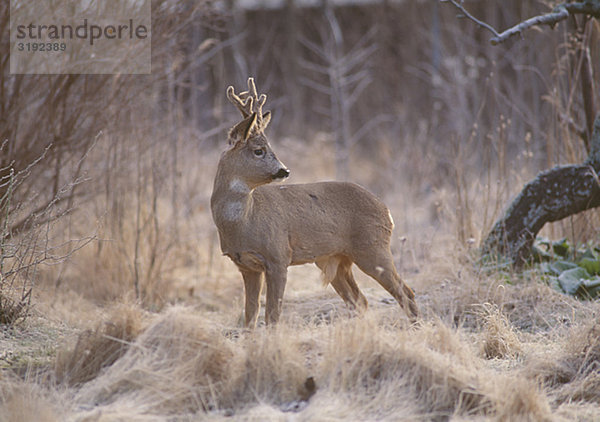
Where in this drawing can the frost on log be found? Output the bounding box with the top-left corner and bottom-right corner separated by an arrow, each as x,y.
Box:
482,116 -> 600,266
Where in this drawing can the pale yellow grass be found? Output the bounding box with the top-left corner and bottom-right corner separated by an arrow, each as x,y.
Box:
1,135 -> 600,421
3,264 -> 599,421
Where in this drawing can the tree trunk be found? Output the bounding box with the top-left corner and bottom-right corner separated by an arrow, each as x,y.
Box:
482,115 -> 600,266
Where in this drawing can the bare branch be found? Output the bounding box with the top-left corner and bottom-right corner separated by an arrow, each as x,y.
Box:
490,6 -> 569,45
442,1 -> 600,45
441,0 -> 500,39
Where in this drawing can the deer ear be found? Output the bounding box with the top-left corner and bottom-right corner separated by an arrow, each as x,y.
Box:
262,111 -> 271,130
229,112 -> 257,145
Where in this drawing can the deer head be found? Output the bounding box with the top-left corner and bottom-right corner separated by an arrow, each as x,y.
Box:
222,78 -> 289,189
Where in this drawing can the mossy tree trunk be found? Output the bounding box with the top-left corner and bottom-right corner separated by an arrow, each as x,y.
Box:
482,115 -> 600,266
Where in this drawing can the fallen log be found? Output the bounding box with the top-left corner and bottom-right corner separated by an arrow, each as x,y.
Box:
482,116 -> 600,266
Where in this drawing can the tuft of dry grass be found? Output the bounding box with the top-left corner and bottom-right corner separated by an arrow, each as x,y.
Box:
528,320 -> 600,406
477,303 -> 523,360
71,305 -> 236,418
486,375 -> 552,422
54,304 -> 144,387
0,377 -> 62,422
224,326 -> 312,411
318,318 -> 489,419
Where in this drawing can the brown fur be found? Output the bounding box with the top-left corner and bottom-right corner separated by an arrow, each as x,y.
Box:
211,78 -> 418,327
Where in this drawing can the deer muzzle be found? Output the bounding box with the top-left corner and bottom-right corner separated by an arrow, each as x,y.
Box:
272,168 -> 290,180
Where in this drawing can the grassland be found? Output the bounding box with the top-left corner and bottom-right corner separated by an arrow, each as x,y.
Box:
1,136 -> 599,422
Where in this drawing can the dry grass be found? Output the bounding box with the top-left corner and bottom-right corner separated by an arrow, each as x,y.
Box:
2,130 -> 599,420
2,128 -> 599,421
477,303 -> 523,360
3,251 -> 600,421
54,304 -> 144,387
3,3 -> 600,421
0,378 -> 62,422
71,306 -> 235,417
527,321 -> 600,406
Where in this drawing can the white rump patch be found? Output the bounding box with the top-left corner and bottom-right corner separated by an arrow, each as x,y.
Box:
223,201 -> 244,221
387,210 -> 395,227
229,178 -> 250,193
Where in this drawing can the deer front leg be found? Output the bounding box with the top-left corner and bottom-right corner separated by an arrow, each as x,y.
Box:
265,265 -> 287,325
241,269 -> 263,328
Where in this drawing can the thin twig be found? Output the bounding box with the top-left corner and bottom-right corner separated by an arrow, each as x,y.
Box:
441,0 -> 500,38
442,1 -> 600,45
489,6 -> 569,45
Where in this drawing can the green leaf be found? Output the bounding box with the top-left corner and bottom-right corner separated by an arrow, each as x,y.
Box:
536,236 -> 551,248
552,238 -> 570,257
579,247 -> 597,261
546,276 -> 563,293
558,267 -> 591,295
579,277 -> 600,299
549,260 -> 578,275
578,258 -> 600,275
531,245 -> 552,262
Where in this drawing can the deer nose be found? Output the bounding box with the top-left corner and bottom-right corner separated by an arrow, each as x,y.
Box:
273,168 -> 290,180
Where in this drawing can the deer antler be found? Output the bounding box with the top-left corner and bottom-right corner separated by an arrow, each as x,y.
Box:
226,77 -> 267,129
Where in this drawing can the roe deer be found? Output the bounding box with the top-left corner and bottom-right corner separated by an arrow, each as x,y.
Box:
210,77 -> 418,327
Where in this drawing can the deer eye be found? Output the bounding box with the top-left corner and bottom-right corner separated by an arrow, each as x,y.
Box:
253,149 -> 264,157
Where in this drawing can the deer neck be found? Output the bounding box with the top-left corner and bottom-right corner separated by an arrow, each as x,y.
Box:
211,168 -> 255,228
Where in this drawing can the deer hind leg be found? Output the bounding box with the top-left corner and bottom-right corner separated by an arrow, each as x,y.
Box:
353,252 -> 418,321
241,269 -> 263,328
316,256 -> 368,312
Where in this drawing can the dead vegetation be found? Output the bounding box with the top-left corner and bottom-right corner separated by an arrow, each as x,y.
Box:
3,261 -> 599,420
2,1 -> 600,421
54,304 -> 144,387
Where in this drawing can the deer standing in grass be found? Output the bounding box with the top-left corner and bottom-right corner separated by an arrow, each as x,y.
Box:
211,78 -> 418,327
